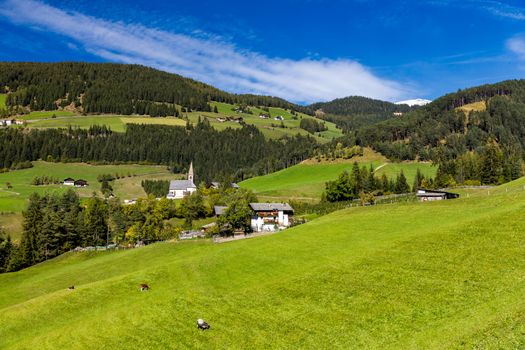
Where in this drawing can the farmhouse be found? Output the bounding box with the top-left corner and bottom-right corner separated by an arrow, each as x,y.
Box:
417,189 -> 459,202
259,114 -> 270,119
249,203 -> 294,232
167,163 -> 197,199
63,177 -> 75,186
273,115 -> 284,121
74,179 -> 88,187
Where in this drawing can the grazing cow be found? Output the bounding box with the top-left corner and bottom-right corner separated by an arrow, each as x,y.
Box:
68,286 -> 75,290
139,283 -> 150,291
197,319 -> 210,330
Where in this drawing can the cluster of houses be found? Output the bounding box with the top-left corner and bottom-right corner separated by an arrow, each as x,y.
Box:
168,163 -> 294,234
216,116 -> 244,123
259,114 -> 284,121
63,177 -> 88,187
0,119 -> 24,127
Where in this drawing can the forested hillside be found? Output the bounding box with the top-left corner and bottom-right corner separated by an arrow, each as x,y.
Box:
352,80 -> 525,186
0,121 -> 315,182
308,96 -> 413,131
0,62 -> 305,115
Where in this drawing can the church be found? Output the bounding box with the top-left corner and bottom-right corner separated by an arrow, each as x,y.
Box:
166,162 -> 197,199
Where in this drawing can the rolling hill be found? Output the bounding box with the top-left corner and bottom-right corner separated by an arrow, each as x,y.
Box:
19,101 -> 342,142
240,149 -> 436,201
1,177 -> 525,348
356,79 -> 525,162
0,62 -> 304,114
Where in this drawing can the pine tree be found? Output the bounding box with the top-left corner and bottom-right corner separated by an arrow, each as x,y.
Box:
19,193 -> 42,267
395,171 -> 410,194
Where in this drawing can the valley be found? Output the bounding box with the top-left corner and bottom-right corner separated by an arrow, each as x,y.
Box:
1,178 -> 524,348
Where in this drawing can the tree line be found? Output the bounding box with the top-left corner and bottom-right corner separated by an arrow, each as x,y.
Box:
0,121 -> 317,182
0,184 -> 259,273
324,163 -> 429,203
142,180 -> 170,197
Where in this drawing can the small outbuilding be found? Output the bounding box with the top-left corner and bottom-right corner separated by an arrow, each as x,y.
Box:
416,189 -> 459,202
214,205 -> 227,216
74,179 -> 88,187
63,177 -> 75,186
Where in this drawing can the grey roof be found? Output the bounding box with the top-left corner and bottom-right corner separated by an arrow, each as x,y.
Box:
249,203 -> 294,212
169,179 -> 196,191
211,182 -> 239,189
214,205 -> 228,215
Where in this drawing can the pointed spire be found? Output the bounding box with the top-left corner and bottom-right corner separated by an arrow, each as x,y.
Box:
188,162 -> 194,182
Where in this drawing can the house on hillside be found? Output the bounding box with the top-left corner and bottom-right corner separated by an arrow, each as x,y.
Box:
249,203 -> 294,232
63,177 -> 75,186
209,182 -> 240,190
393,112 -> 404,116
167,162 -> 197,199
416,189 -> 459,202
259,114 -> 270,119
74,179 -> 88,187
273,115 -> 284,121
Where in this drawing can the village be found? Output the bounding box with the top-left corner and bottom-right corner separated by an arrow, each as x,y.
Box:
57,162 -> 296,243
165,162 -> 296,240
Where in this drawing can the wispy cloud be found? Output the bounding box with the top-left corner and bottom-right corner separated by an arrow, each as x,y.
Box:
0,0 -> 409,104
429,0 -> 525,20
506,35 -> 525,59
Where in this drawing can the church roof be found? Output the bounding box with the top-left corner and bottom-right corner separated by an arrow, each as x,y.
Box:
169,179 -> 196,191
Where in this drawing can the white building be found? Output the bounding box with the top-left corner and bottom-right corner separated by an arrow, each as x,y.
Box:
249,203 -> 294,232
63,178 -> 75,186
167,162 -> 197,199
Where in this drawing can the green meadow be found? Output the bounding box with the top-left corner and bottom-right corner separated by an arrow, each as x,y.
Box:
0,162 -> 172,240
1,177 -> 525,348
0,161 -> 169,211
21,102 -> 342,142
240,157 -> 437,201
0,94 -> 6,109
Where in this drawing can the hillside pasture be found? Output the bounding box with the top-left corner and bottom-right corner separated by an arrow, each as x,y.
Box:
0,94 -> 6,109
0,161 -> 170,211
28,115 -> 127,132
456,100 -> 486,114
1,178 -> 525,348
112,172 -> 179,200
20,102 -> 342,142
240,157 -> 436,201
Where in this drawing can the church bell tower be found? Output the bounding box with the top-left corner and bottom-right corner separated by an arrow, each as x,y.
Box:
188,162 -> 194,182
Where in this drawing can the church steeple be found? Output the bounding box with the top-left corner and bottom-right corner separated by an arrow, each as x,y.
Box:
188,162 -> 194,182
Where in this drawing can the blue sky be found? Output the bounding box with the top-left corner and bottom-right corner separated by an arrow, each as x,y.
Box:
0,0 -> 524,104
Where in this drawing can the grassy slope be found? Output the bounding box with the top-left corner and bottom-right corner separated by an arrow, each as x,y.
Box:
1,178 -> 525,348
28,116 -> 127,132
0,94 -> 6,109
0,162 -> 172,241
22,102 -> 342,142
0,161 -> 170,213
240,152 -> 437,200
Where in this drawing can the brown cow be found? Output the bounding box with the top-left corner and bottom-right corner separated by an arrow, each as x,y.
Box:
139,283 -> 150,291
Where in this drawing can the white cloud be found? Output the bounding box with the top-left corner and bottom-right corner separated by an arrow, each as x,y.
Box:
428,0 -> 525,20
507,36 -> 525,60
0,0 -> 409,103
